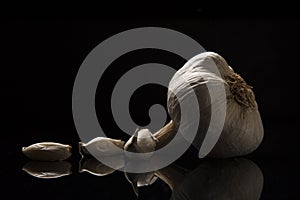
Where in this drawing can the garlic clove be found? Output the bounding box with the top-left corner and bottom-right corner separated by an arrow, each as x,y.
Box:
79,137 -> 124,157
22,161 -> 72,179
124,128 -> 158,153
137,129 -> 158,153
22,142 -> 72,161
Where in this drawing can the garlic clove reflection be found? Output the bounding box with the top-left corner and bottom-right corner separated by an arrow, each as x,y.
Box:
79,155 -> 124,176
22,161 -> 72,179
79,157 -> 115,176
124,171 -> 158,197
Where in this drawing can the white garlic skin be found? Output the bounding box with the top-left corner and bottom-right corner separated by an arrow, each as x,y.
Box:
167,52 -> 264,158
22,142 -> 72,161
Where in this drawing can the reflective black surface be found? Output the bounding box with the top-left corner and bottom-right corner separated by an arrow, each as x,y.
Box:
20,157 -> 264,200
1,136 -> 298,199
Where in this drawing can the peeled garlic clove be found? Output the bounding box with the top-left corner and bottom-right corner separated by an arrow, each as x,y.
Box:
22,142 -> 72,161
124,128 -> 157,153
79,157 -> 117,176
79,137 -> 124,157
22,161 -> 72,179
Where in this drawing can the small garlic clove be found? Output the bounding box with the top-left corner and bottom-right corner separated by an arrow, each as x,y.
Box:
22,142 -> 72,161
22,161 -> 72,179
124,128 -> 158,153
137,129 -> 158,153
79,137 -> 124,157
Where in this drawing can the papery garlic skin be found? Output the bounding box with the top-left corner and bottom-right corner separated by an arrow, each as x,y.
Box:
22,142 -> 72,161
167,52 -> 264,158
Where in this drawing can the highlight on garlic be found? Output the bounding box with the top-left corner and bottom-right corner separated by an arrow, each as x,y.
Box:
22,161 -> 72,179
155,158 -> 263,200
22,142 -> 72,161
153,52 -> 264,158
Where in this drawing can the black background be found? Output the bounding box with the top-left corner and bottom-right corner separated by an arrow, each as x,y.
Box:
1,3 -> 300,199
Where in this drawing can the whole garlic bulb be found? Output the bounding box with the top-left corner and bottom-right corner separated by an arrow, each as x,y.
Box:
155,52 -> 264,158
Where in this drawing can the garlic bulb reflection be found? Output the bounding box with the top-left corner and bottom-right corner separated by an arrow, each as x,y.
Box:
154,52 -> 264,158
155,158 -> 263,200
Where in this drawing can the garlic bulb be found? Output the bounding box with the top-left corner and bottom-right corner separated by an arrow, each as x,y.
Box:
154,52 -> 264,158
22,161 -> 72,179
22,142 -> 72,161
